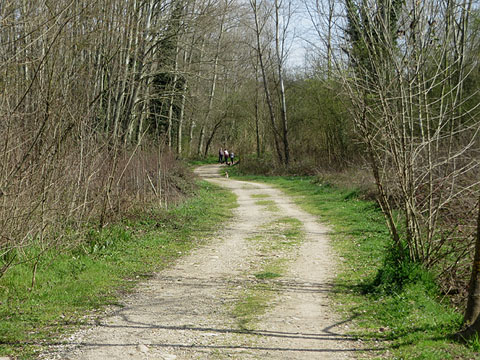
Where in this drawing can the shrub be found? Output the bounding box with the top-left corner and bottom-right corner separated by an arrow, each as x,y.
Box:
369,242 -> 438,297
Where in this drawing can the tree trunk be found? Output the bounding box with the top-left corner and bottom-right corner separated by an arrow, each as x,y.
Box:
167,45 -> 180,149
255,77 -> 261,158
204,119 -> 223,157
176,47 -> 190,156
200,9 -> 225,157
274,0 -> 289,166
177,79 -> 187,155
188,120 -> 195,156
197,125 -> 205,156
250,0 -> 283,164
463,195 -> 480,327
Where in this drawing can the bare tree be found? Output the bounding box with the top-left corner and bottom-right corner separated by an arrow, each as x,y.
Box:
337,0 -> 480,288
248,0 -> 293,165
304,0 -> 342,77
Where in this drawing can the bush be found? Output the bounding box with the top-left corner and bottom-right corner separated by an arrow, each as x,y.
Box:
236,156 -> 275,176
369,243 -> 438,296
235,155 -> 328,176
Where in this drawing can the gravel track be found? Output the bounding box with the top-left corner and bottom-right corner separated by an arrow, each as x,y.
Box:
44,164 -> 359,359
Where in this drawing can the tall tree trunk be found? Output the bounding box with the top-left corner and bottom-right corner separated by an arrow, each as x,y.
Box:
255,74 -> 261,158
188,120 -> 196,156
274,0 -> 289,166
176,46 -> 191,156
199,7 -> 225,157
463,195 -> 480,327
250,0 -> 283,164
177,79 -> 187,155
204,119 -> 223,157
197,125 -> 205,156
167,45 -> 180,149
112,6 -> 136,139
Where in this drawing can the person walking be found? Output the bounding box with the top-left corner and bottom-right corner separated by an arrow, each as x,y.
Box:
219,148 -> 224,163
229,150 -> 235,165
224,149 -> 229,165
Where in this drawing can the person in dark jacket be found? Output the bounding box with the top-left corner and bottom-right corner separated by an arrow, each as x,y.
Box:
219,148 -> 224,163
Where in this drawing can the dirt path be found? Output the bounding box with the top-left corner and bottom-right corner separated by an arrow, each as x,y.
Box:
46,164 -> 360,359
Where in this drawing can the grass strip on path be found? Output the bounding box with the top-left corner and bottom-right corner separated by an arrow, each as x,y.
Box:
0,181 -> 236,360
228,170 -> 479,360
232,216 -> 304,331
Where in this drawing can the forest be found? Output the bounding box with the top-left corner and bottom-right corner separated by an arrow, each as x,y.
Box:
1,0 -> 480,351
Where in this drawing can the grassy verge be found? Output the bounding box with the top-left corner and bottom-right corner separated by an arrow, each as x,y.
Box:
228,169 -> 478,359
0,181 -> 236,359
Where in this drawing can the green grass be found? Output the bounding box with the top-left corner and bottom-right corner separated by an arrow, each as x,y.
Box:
254,199 -> 279,212
233,285 -> 272,331
0,181 -> 237,359
250,194 -> 270,199
254,271 -> 282,279
228,170 -> 479,359
254,200 -> 275,206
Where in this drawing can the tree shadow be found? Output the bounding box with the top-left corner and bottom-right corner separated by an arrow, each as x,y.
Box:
2,314 -> 388,354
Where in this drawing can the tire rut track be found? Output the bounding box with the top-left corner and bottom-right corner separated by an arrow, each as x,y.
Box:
44,164 -> 358,359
